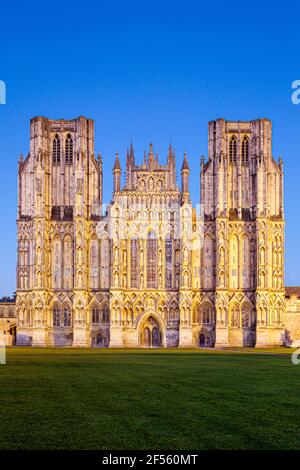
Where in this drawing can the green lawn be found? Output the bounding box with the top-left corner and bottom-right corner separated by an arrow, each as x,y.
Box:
0,347 -> 300,450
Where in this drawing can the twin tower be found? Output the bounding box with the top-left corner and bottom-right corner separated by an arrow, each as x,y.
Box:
16,116 -> 285,348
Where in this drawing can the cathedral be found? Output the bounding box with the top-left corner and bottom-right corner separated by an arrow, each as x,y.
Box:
15,116 -> 292,348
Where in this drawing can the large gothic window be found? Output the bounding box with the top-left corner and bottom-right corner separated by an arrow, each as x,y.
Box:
241,135 -> 249,165
147,230 -> 157,288
130,238 -> 139,288
65,133 -> 73,164
165,235 -> 172,288
52,134 -> 61,165
229,135 -> 237,164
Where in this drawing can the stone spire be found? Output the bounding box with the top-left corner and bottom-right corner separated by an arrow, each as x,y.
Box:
168,143 -> 173,161
126,142 -> 135,189
148,143 -> 155,169
181,152 -> 190,171
181,152 -> 190,194
129,141 -> 134,162
113,152 -> 121,171
113,152 -> 121,192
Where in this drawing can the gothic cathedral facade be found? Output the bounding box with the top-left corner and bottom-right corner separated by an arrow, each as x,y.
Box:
16,116 -> 286,348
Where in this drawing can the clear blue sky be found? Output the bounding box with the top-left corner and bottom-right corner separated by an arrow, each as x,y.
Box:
0,0 -> 299,295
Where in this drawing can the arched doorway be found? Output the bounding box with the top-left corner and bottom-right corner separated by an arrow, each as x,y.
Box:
140,316 -> 162,348
199,333 -> 205,347
198,329 -> 215,348
93,333 -> 108,348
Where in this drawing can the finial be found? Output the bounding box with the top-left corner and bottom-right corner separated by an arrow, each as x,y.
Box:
181,152 -> 190,171
129,140 -> 134,159
148,144 -> 155,167
113,152 -> 121,171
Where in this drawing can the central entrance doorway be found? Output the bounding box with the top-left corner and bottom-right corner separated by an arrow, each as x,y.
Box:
140,316 -> 162,347
199,333 -> 205,347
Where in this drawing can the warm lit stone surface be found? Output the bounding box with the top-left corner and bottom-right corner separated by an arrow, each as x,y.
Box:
13,116 -> 300,348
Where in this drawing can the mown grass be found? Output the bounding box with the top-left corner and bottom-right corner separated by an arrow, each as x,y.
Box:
0,347 -> 300,450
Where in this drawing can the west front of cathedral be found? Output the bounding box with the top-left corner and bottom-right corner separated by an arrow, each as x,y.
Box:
16,116 -> 296,348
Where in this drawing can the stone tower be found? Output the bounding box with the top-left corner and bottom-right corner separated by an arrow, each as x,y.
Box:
16,116 -> 109,346
200,119 -> 285,347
